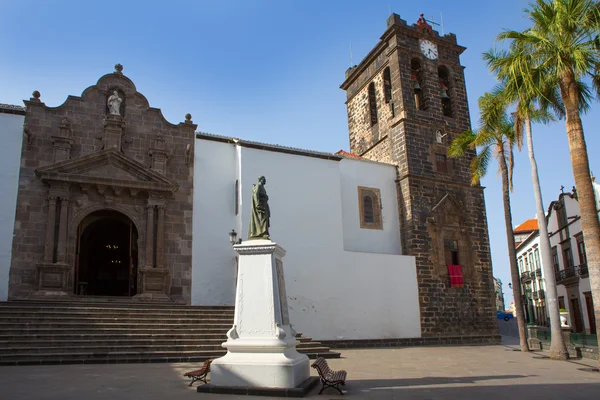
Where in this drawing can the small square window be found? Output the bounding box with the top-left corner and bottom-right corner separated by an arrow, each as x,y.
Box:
358,186 -> 383,230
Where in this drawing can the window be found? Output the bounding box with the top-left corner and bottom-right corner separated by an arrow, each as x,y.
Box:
368,82 -> 378,126
383,67 -> 392,104
411,58 -> 425,110
363,196 -> 374,224
519,258 -> 524,273
436,154 -> 448,173
438,66 -> 452,117
558,296 -> 565,310
551,246 -> 560,274
534,248 -> 540,270
358,187 -> 383,230
528,252 -> 535,271
576,234 -> 587,265
563,246 -> 573,269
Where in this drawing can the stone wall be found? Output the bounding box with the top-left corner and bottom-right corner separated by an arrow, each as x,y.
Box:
9,66 -> 196,303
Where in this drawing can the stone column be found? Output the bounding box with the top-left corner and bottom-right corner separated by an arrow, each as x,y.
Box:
43,196 -> 58,262
145,204 -> 155,267
156,204 -> 165,268
56,198 -> 70,263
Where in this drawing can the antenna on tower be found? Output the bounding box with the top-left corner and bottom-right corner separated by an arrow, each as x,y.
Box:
440,12 -> 445,35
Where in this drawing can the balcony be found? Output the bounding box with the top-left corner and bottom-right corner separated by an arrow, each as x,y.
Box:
535,268 -> 542,277
533,290 -> 545,300
555,264 -> 588,285
520,271 -> 534,283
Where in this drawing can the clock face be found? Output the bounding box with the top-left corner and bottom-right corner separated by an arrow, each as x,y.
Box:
420,40 -> 438,60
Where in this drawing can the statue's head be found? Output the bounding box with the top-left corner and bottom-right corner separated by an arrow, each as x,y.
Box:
258,176 -> 266,185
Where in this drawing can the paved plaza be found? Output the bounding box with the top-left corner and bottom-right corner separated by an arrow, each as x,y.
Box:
1,336 -> 599,400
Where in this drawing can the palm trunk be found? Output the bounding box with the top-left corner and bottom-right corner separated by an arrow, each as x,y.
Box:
561,75 -> 600,368
499,144 -> 529,351
524,117 -> 568,360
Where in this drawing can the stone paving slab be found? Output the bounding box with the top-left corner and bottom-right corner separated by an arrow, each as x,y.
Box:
0,338 -> 598,399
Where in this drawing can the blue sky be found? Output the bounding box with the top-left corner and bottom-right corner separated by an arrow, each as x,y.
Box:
2,0 -> 598,306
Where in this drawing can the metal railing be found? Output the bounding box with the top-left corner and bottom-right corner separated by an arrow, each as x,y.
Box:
555,264 -> 588,283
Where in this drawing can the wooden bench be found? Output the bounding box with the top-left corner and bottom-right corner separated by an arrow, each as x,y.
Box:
311,357 -> 347,395
183,359 -> 213,386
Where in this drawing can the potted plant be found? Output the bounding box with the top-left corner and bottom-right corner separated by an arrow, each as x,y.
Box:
559,308 -> 569,327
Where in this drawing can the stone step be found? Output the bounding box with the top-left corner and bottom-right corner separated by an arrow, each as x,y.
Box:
0,328 -> 231,335
0,301 -> 341,365
0,300 -> 235,311
0,322 -> 233,330
0,316 -> 234,324
0,341 -> 328,354
0,348 -> 340,366
0,338 -> 327,349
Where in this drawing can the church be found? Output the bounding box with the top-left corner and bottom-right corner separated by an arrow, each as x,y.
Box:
0,14 -> 497,344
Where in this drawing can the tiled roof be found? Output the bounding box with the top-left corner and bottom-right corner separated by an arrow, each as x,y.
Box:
335,150 -> 362,159
514,218 -> 538,233
196,132 -> 343,161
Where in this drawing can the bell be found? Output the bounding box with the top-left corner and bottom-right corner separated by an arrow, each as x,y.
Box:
413,80 -> 422,92
440,87 -> 450,100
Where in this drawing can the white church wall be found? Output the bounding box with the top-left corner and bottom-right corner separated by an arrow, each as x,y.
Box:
339,158 -> 402,254
191,139 -> 238,306
0,113 -> 24,301
192,137 -> 421,340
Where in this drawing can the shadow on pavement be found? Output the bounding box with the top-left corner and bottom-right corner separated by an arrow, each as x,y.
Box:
330,382 -> 600,399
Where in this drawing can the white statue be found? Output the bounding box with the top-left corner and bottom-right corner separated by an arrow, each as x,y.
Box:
107,90 -> 122,115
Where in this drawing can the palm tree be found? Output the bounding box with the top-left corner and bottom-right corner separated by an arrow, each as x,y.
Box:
489,0 -> 600,364
484,43 -> 570,359
449,93 -> 529,352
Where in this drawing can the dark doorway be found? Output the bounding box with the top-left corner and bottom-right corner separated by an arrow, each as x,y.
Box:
584,292 -> 596,334
75,210 -> 138,297
570,297 -> 584,333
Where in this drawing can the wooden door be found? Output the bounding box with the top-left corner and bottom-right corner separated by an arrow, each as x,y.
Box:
584,292 -> 596,334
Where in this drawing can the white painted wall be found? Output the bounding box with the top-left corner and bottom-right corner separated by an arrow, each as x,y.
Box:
340,159 -> 402,254
192,138 -> 421,340
191,139 -> 238,306
0,113 -> 24,301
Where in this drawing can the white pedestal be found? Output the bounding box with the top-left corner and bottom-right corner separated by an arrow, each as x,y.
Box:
210,240 -> 310,389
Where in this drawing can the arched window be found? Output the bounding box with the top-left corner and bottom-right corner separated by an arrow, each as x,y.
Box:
383,67 -> 392,104
358,186 -> 383,230
411,59 -> 425,110
363,195 -> 375,224
438,66 -> 452,117
368,82 -> 378,126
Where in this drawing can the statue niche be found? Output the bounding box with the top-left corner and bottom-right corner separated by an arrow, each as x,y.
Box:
106,88 -> 125,117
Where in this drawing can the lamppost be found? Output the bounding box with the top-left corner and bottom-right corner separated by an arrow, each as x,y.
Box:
229,229 -> 242,246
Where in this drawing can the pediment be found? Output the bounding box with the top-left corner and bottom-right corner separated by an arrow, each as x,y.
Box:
35,149 -> 177,193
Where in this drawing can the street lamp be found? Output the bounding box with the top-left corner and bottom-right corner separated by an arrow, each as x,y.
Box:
229,229 -> 242,246
508,282 -> 513,289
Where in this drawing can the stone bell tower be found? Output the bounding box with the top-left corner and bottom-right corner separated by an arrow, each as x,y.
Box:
340,13 -> 497,339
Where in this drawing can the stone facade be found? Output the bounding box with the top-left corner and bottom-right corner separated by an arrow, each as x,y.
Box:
8,65 -> 196,303
341,14 -> 497,337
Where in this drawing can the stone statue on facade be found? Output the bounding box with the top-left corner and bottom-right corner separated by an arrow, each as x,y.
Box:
107,90 -> 122,115
248,176 -> 270,240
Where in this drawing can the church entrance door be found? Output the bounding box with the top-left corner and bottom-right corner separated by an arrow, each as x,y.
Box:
75,210 -> 138,297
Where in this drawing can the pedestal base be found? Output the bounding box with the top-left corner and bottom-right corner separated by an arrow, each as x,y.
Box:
211,347 -> 310,388
197,376 -> 319,398
133,267 -> 171,302
34,262 -> 71,298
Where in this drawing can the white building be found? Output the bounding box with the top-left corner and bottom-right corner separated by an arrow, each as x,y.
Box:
192,134 -> 421,340
515,186 -> 598,334
0,105 -> 25,302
